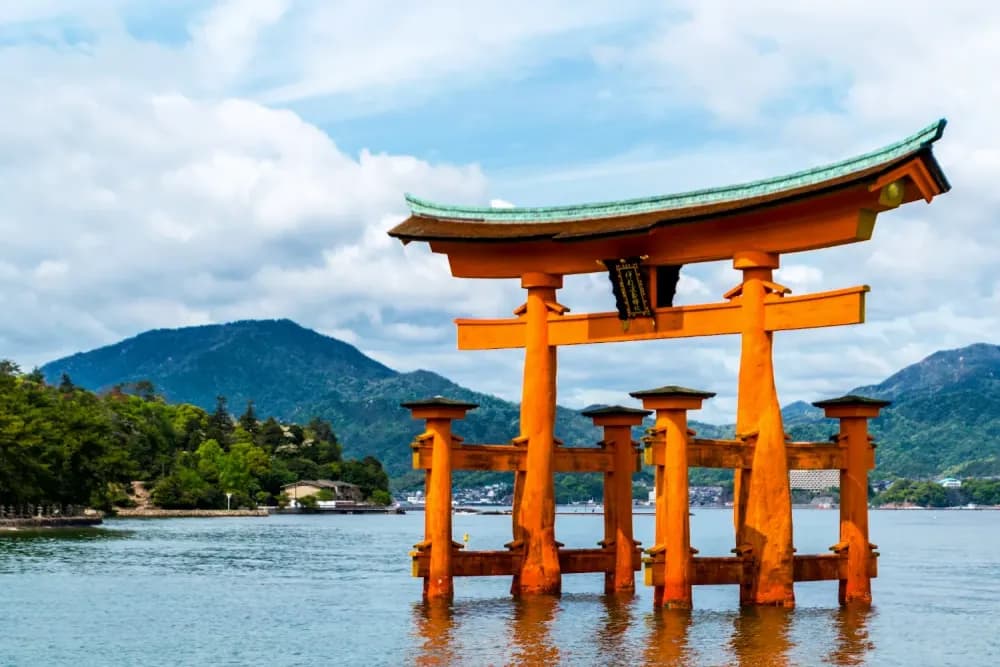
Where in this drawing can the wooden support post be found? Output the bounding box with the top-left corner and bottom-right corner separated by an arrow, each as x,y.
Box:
516,272 -> 563,595
402,396 -> 478,601
582,405 -> 650,594
814,395 -> 889,607
631,386 -> 715,609
731,250 -> 795,607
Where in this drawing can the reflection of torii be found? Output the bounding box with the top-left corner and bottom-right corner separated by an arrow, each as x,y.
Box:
392,119 -> 950,607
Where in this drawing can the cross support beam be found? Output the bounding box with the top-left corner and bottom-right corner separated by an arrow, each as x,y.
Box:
411,441 -> 640,473
456,286 -> 868,350
411,547 -> 644,578
643,553 -> 879,587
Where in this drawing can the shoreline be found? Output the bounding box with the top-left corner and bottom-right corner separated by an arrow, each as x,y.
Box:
113,508 -> 269,518
1,516 -> 103,530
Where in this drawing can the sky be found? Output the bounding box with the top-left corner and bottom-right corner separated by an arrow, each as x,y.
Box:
1,0 -> 997,422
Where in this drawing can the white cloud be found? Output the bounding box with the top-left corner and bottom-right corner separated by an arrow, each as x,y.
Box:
1,0 -> 998,428
252,0 -> 647,107
0,9 -> 494,367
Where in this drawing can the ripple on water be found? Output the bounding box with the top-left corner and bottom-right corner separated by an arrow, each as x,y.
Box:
1,511 -> 999,665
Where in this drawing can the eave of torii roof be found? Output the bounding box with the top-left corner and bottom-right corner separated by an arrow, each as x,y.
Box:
388,119 -> 949,244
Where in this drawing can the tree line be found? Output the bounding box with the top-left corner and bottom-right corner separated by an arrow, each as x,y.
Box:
872,478 -> 1000,507
0,360 -> 389,511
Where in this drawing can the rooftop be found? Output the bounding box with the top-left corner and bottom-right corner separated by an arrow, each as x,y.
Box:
389,119 -> 948,244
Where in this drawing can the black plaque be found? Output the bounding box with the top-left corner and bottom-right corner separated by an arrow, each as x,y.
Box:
602,257 -> 653,320
655,265 -> 682,308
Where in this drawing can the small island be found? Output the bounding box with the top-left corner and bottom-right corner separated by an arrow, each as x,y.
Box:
0,361 -> 392,524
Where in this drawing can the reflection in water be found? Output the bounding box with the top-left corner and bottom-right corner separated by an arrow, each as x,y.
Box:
643,608 -> 692,666
412,600 -> 457,667
596,594 -> 633,662
827,606 -> 875,666
0,528 -> 134,570
511,596 -> 560,666
730,606 -> 794,666
0,528 -> 131,544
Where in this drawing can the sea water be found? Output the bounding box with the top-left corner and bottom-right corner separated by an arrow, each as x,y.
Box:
1,509 -> 998,665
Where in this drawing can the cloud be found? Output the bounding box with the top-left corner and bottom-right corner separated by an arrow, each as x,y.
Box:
1,0 -> 998,428
251,0 -> 648,107
0,9 -> 493,366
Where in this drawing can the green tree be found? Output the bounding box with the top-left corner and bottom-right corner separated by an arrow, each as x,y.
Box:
239,400 -> 259,436
24,367 -> 45,384
370,489 -> 392,506
341,456 -> 389,499
258,417 -> 286,453
206,395 -> 234,446
132,380 -> 157,402
152,464 -> 218,509
307,417 -> 335,444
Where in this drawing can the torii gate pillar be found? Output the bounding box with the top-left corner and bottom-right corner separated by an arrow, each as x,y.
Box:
732,250 -> 795,607
815,395 -> 890,607
513,272 -> 563,595
583,405 -> 650,594
632,386 -> 715,608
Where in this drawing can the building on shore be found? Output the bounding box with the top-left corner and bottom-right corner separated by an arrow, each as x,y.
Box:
282,480 -> 364,506
789,469 -> 840,492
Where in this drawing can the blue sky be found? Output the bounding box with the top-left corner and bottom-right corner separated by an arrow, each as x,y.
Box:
1,1 -> 997,422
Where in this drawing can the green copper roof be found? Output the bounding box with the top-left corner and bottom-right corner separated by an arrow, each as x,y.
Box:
812,395 -> 892,409
580,405 -> 652,418
405,119 -> 947,223
629,386 -> 717,399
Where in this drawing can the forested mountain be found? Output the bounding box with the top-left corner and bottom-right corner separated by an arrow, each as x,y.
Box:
0,364 -> 389,509
42,321 -> 1000,481
785,343 -> 1000,478
41,319 -> 395,418
42,320 -> 604,478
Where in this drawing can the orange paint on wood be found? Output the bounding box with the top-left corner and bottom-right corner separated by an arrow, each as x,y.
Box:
455,286 -> 869,350
516,273 -> 562,595
672,438 -> 845,470
433,189 -> 879,279
839,417 -> 876,605
662,409 -> 693,608
424,417 -> 454,600
402,399 -> 477,601
632,390 -> 713,608
734,259 -> 795,607
411,547 -> 642,578
587,408 -> 647,594
642,553 -> 876,587
411,442 -> 619,473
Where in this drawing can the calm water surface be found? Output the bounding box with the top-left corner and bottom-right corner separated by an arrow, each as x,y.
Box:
1,509 -> 998,666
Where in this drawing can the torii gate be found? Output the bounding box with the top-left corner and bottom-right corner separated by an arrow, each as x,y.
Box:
390,120 -> 949,607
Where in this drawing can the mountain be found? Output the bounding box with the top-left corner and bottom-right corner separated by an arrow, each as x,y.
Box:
42,319 -> 395,417
43,321 -> 1000,481
42,320 -> 602,477
785,343 -> 1000,478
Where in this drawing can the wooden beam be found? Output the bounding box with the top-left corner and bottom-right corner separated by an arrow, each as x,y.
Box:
411,547 -> 642,578
643,553 -> 877,586
456,286 -> 868,350
647,438 -> 847,470
685,439 -> 751,469
433,189 -> 880,279
418,438 -> 849,472
411,442 -> 635,473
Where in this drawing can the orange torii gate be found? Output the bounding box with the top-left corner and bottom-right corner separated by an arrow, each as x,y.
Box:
391,120 -> 949,607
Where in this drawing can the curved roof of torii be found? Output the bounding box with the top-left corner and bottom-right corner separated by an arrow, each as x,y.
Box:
389,120 -> 949,244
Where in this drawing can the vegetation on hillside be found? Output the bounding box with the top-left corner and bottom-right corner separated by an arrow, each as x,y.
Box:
872,478 -> 1000,507
38,320 -> 1000,488
0,361 -> 388,510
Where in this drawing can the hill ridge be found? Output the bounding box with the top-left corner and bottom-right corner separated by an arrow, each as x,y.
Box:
42,320 -> 1000,479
